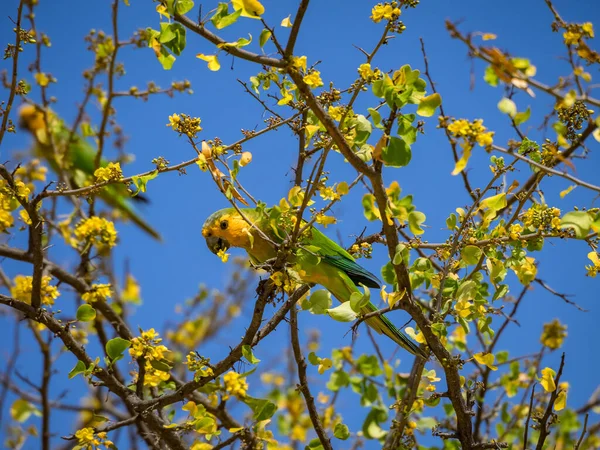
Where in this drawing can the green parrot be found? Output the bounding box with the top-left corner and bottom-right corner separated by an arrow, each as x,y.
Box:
18,104 -> 161,240
202,207 -> 427,358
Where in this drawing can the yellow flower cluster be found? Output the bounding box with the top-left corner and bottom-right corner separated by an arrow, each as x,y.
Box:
270,270 -> 303,294
371,2 -> 401,23
222,371 -> 248,400
328,105 -> 345,122
74,427 -> 114,450
0,178 -> 33,233
447,118 -> 495,148
93,162 -> 123,182
303,70 -> 323,88
522,204 -> 561,232
540,319 -> 567,349
563,22 -> 594,45
81,284 -> 112,303
167,113 -> 202,138
350,241 -> 372,259
74,216 -> 117,251
357,63 -> 382,82
11,275 -> 60,306
129,328 -> 171,387
185,352 -> 214,380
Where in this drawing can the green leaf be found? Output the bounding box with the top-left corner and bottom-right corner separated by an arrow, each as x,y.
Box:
326,302 -> 357,322
381,136 -> 411,168
560,211 -> 592,239
259,29 -> 271,47
304,289 -> 331,314
484,66 -> 499,86
217,34 -> 252,50
356,354 -> 382,376
514,107 -> 531,125
381,262 -> 396,285
76,304 -> 96,322
131,170 -> 159,196
480,193 -> 507,214
461,245 -> 482,265
349,285 -> 370,312
497,97 -> 517,117
408,211 -> 426,235
456,280 -> 477,302
352,115 -> 372,147
446,213 -> 457,230
334,423 -> 350,440
242,396 -> 278,421
326,369 -> 350,391
362,407 -> 387,439
174,0 -> 194,14
308,352 -> 320,365
68,360 -> 87,379
106,337 -> 131,361
492,284 -> 509,301
392,243 -> 408,266
416,93 -> 441,117
149,358 -> 172,372
368,108 -> 384,130
211,3 -> 242,29
242,345 -> 261,364
159,23 -> 186,56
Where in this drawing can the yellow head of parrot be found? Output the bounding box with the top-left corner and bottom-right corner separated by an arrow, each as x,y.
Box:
18,104 -> 45,132
202,209 -> 253,254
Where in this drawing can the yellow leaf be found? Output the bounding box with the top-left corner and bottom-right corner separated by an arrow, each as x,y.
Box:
555,390 -> 567,411
473,352 -> 498,371
451,144 -> 472,175
196,54 -> 220,71
281,15 -> 293,27
482,33 -> 497,41
588,251 -> 600,268
232,0 -> 265,19
539,367 -> 557,392
405,327 -> 426,344
156,3 -> 169,19
559,185 -> 576,198
229,427 -> 244,433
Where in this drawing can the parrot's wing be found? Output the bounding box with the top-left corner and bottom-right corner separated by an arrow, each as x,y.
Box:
307,226 -> 381,288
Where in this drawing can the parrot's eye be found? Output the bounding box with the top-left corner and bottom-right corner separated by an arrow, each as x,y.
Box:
220,220 -> 228,230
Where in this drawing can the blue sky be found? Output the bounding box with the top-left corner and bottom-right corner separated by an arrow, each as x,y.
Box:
1,0 -> 599,448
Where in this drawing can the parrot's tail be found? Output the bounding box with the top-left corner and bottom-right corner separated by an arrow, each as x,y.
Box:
103,186 -> 162,241
363,303 -> 428,359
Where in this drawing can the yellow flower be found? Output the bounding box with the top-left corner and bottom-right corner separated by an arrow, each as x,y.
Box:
447,119 -> 471,137
74,217 -> 117,251
292,55 -> 307,72
509,223 -> 523,240
328,106 -> 344,121
94,162 -> 123,182
216,248 -> 229,263
81,283 -> 112,303
122,274 -> 141,303
358,63 -> 380,81
11,275 -> 60,306
303,70 -> 323,88
540,319 -> 567,349
223,371 -> 248,400
476,131 -> 494,148
371,3 -> 400,23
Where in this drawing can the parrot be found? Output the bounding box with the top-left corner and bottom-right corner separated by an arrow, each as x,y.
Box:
18,104 -> 161,240
202,207 -> 428,358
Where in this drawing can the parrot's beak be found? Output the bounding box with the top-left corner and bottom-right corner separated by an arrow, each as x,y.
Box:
206,235 -> 230,255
